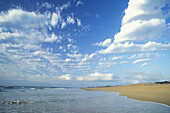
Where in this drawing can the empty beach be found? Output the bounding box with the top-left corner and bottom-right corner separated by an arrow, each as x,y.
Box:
84,83 -> 170,106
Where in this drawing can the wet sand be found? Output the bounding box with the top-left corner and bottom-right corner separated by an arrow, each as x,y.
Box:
83,83 -> 170,106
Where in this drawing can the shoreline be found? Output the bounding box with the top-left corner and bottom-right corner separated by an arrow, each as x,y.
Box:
83,83 -> 170,106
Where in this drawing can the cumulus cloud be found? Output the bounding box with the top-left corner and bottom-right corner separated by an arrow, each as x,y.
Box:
0,7 -> 84,80
58,74 -> 73,80
48,1 -> 72,28
94,38 -> 112,47
44,33 -> 62,43
99,41 -> 170,54
82,53 -> 96,62
122,0 -> 168,24
51,12 -> 61,27
114,19 -> 166,43
47,72 -> 115,81
77,72 -> 114,81
113,0 -> 169,43
67,44 -> 78,53
0,9 -> 47,48
67,53 -> 82,58
97,0 -> 170,55
0,9 -> 45,26
67,16 -> 75,24
125,71 -> 164,83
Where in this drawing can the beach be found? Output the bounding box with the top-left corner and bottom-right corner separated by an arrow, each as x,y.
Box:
84,83 -> 170,106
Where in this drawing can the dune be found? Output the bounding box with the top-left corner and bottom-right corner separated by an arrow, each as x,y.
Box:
83,83 -> 170,106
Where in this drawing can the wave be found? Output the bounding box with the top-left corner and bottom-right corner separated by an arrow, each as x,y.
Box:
0,86 -> 74,92
2,101 -> 32,105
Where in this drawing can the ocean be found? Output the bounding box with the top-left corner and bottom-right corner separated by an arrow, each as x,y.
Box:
0,86 -> 169,113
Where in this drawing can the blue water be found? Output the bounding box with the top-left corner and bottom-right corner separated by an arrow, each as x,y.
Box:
0,86 -> 169,113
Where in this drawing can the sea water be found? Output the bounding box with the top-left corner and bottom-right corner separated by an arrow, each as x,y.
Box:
0,86 -> 169,113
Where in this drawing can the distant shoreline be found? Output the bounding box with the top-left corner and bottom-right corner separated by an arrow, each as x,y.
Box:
83,83 -> 170,106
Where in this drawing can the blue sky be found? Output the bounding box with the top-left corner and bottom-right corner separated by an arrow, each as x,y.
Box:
0,0 -> 170,86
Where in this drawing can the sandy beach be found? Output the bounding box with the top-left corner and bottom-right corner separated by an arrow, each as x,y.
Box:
84,83 -> 170,106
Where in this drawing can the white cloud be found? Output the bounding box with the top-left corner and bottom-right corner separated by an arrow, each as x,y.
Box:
133,59 -> 151,64
50,72 -> 115,81
0,9 -> 47,49
120,61 -> 129,64
98,62 -> 117,68
114,19 -> 166,43
65,58 -> 72,62
67,44 -> 72,49
61,21 -> 66,28
50,2 -> 71,28
94,38 -> 112,47
41,2 -> 54,9
67,53 -> 82,58
44,33 -> 61,43
59,46 -> 63,49
82,53 -> 96,62
128,54 -> 136,59
0,9 -> 45,26
0,8 -> 76,79
67,16 -> 75,24
0,2 -> 89,82
96,0 -> 170,55
128,53 -> 161,60
58,74 -> 72,80
141,62 -> 148,67
67,44 -> 78,52
77,18 -> 81,26
76,1 -> 83,7
51,12 -> 61,27
59,1 -> 71,11
125,71 -> 164,83
111,56 -> 123,60
113,0 -> 170,43
77,72 -> 114,81
99,41 -> 170,54
99,57 -> 106,61
122,0 -> 168,24
0,32 -> 21,40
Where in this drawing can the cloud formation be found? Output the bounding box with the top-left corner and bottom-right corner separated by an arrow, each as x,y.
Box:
76,1 -> 83,7
0,0 -> 169,84
76,72 -> 114,81
97,0 -> 170,54
99,41 -> 170,54
141,62 -> 148,67
51,12 -> 61,27
114,0 -> 169,43
125,71 -> 164,83
114,19 -> 166,43
94,38 -> 112,47
0,4 -> 84,80
133,59 -> 151,64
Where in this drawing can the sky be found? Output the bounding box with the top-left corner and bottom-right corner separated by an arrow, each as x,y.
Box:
0,0 -> 170,87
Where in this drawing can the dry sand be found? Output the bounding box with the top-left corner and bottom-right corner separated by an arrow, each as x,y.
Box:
83,83 -> 170,106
